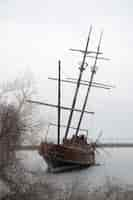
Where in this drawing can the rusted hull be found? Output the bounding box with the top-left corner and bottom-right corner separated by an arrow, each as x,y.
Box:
39,141 -> 95,171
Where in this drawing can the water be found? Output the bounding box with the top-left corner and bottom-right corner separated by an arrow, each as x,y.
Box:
18,148 -> 133,191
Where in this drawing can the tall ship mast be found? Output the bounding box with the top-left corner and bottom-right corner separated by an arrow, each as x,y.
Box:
27,28 -> 113,172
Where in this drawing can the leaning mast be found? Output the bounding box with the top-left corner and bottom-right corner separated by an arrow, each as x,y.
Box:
57,60 -> 61,144
64,26 -> 92,139
75,32 -> 103,136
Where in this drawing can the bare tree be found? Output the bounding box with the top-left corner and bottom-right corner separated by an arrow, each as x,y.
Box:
0,70 -> 46,198
0,70 -> 35,166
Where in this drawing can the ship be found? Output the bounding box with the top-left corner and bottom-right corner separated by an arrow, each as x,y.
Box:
27,26 -> 113,172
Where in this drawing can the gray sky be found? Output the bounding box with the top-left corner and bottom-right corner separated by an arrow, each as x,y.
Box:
1,0 -> 133,140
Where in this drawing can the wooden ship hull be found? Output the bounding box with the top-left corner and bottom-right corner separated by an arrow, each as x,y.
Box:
39,139 -> 95,172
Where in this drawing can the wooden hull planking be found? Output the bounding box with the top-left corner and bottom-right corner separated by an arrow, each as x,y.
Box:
39,140 -> 95,172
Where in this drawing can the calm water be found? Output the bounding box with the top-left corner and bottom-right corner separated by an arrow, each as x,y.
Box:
18,148 -> 133,191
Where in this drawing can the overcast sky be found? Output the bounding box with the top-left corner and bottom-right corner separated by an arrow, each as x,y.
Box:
1,0 -> 133,140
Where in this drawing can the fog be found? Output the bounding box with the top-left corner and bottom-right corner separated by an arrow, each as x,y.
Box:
2,0 -> 133,140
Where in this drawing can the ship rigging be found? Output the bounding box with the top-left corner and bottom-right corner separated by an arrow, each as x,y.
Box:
27,27 -> 114,172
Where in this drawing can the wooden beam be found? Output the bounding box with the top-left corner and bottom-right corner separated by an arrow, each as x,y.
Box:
27,100 -> 94,114
48,77 -> 111,90
67,78 -> 115,88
